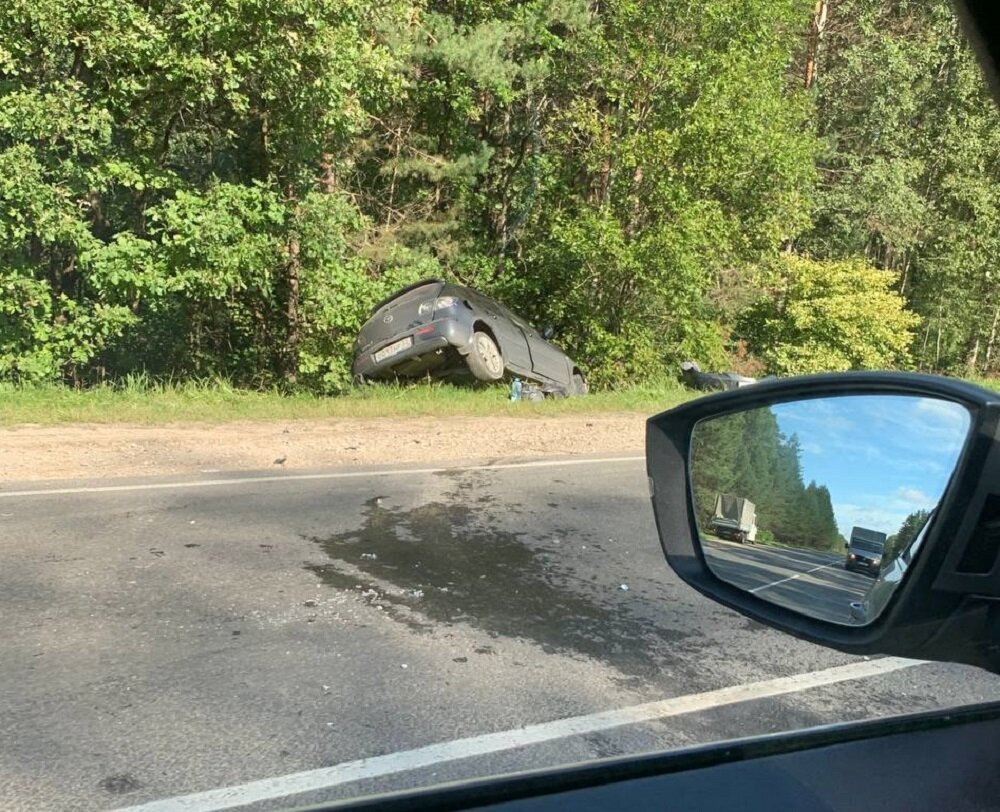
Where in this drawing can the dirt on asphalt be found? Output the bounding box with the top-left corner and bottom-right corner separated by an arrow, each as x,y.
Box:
0,414 -> 646,482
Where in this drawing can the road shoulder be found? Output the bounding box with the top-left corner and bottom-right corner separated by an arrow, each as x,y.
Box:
0,414 -> 646,483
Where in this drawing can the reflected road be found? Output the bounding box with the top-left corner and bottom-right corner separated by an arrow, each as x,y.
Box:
703,539 -> 874,624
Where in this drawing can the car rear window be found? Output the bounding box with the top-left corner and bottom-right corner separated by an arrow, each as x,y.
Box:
371,281 -> 442,316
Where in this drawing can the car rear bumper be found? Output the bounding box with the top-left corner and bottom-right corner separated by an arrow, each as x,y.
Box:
352,320 -> 468,378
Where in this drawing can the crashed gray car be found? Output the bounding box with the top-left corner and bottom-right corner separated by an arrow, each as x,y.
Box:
352,279 -> 587,395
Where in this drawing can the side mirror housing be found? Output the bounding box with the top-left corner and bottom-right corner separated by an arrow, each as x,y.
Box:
646,371 -> 1000,671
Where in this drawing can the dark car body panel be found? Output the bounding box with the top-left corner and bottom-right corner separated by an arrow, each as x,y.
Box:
352,280 -> 581,393
355,280 -> 444,358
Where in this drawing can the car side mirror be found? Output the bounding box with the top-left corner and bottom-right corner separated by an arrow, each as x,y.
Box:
542,325 -> 555,340
646,372 -> 1000,672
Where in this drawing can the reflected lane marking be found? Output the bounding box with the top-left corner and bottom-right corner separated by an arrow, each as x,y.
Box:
115,657 -> 924,812
750,561 -> 839,594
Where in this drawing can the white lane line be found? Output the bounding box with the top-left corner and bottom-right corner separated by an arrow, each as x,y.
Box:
0,455 -> 644,499
115,657 -> 923,812
750,561 -> 839,594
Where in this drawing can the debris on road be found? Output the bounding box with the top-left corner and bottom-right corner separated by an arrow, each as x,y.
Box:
680,360 -> 759,392
522,383 -> 546,401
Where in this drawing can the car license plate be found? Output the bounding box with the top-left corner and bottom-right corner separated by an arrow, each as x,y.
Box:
373,337 -> 412,363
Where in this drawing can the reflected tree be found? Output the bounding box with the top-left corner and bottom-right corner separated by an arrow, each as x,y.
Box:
885,509 -> 932,563
691,408 -> 841,550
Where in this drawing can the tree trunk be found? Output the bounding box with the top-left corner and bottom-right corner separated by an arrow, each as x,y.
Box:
256,105 -> 271,181
319,152 -> 337,194
985,302 -> 1000,372
594,98 -> 613,205
387,130 -> 402,220
899,255 -> 910,297
935,303 -> 944,369
966,336 -> 980,376
625,164 -> 644,238
804,0 -> 829,89
919,320 -> 931,371
284,192 -> 301,386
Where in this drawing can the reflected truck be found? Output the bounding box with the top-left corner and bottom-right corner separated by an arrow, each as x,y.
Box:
711,494 -> 758,544
845,526 -> 887,576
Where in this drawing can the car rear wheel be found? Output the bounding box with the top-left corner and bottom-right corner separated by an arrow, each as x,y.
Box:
467,331 -> 505,381
572,372 -> 588,396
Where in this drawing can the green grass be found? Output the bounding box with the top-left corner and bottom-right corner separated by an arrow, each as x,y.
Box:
0,375 -> 696,427
968,377 -> 1000,394
4,371 -> 996,428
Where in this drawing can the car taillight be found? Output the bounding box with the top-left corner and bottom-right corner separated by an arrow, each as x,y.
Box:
418,296 -> 461,316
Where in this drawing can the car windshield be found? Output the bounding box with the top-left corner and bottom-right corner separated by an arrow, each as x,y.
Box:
3,0 -> 1000,810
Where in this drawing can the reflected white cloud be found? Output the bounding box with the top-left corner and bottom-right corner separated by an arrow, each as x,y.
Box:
774,394 -> 969,539
898,486 -> 933,505
836,504 -> 916,537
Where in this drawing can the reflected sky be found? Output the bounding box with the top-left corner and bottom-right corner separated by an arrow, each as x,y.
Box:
771,395 -> 970,537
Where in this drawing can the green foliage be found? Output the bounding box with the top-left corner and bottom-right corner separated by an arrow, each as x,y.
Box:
801,0 -> 1000,376
293,193 -> 433,391
0,0 -> 416,387
0,0 -> 995,391
500,0 -> 818,385
739,256 -> 920,375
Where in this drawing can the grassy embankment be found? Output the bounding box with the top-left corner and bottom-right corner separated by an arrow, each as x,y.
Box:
1,374 -> 996,427
0,376 -> 695,426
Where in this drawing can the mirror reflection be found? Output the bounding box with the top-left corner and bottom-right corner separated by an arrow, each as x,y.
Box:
690,395 -> 970,625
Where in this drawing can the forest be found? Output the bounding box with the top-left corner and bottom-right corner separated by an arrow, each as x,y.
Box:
885,508 -> 932,564
689,406 -> 841,550
2,0 -> 999,391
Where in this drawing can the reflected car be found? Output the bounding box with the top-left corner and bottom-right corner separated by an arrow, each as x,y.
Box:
352,280 -> 587,396
849,512 -> 934,624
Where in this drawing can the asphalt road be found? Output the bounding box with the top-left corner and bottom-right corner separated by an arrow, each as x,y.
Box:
703,539 -> 873,624
2,455 -> 1000,811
